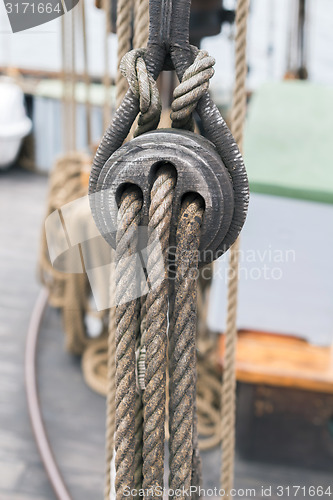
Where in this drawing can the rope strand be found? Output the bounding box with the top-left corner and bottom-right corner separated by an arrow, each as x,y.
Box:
169,194 -> 204,496
142,165 -> 176,497
115,186 -> 142,499
220,0 -> 249,496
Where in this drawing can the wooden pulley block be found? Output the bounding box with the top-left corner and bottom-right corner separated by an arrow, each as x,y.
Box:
90,129 -> 239,265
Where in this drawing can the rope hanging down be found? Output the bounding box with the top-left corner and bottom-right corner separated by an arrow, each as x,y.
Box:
169,194 -> 204,494
105,3 -> 150,498
112,174 -> 205,498
220,0 -> 250,496
142,165 -> 176,493
88,0 -> 249,497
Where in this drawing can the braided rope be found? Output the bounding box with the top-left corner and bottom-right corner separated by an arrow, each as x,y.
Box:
142,165 -> 176,496
115,186 -> 142,499
169,194 -> 204,495
220,0 -> 249,496
116,0 -> 133,107
120,49 -> 162,136
171,49 -> 215,130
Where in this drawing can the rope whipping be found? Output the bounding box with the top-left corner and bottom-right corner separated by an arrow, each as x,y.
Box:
220,0 -> 249,496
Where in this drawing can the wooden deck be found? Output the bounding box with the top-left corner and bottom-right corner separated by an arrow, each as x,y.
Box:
1,166 -> 333,499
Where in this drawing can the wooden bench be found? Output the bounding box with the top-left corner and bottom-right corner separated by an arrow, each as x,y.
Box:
219,330 -> 333,394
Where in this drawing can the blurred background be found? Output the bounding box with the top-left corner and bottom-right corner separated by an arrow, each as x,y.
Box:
0,0 -> 333,498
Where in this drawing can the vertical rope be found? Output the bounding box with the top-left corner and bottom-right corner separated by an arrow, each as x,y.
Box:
142,166 -> 176,497
133,0 -> 149,50
116,0 -> 133,107
70,7 -> 77,151
133,298 -> 146,498
80,0 -> 92,149
220,0 -> 249,496
115,187 -> 142,500
103,2 -> 114,496
169,194 -> 204,497
105,253 -> 116,500
102,0 -> 112,129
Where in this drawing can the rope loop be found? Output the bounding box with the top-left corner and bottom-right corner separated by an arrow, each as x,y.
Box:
120,49 -> 162,137
171,48 -> 215,130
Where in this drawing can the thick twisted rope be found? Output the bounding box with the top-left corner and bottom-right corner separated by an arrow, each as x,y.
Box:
169,194 -> 204,496
104,265 -> 116,500
133,298 -> 146,498
133,392 -> 144,495
132,2 -> 149,492
120,49 -> 162,136
116,0 -> 133,107
104,6 -> 150,498
142,165 -> 176,497
115,186 -> 142,499
171,49 -> 215,130
220,0 -> 249,496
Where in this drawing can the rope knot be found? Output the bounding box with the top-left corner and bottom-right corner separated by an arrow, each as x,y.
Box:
120,49 -> 162,137
171,48 -> 215,131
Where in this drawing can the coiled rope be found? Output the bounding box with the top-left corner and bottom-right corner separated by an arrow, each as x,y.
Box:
220,0 -> 249,496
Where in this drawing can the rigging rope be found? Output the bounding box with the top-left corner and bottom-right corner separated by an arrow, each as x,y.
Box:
142,165 -> 176,494
104,3 -> 149,498
171,49 -> 215,130
114,186 -> 143,499
220,0 -> 249,496
116,0 -> 134,107
169,194 -> 204,494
